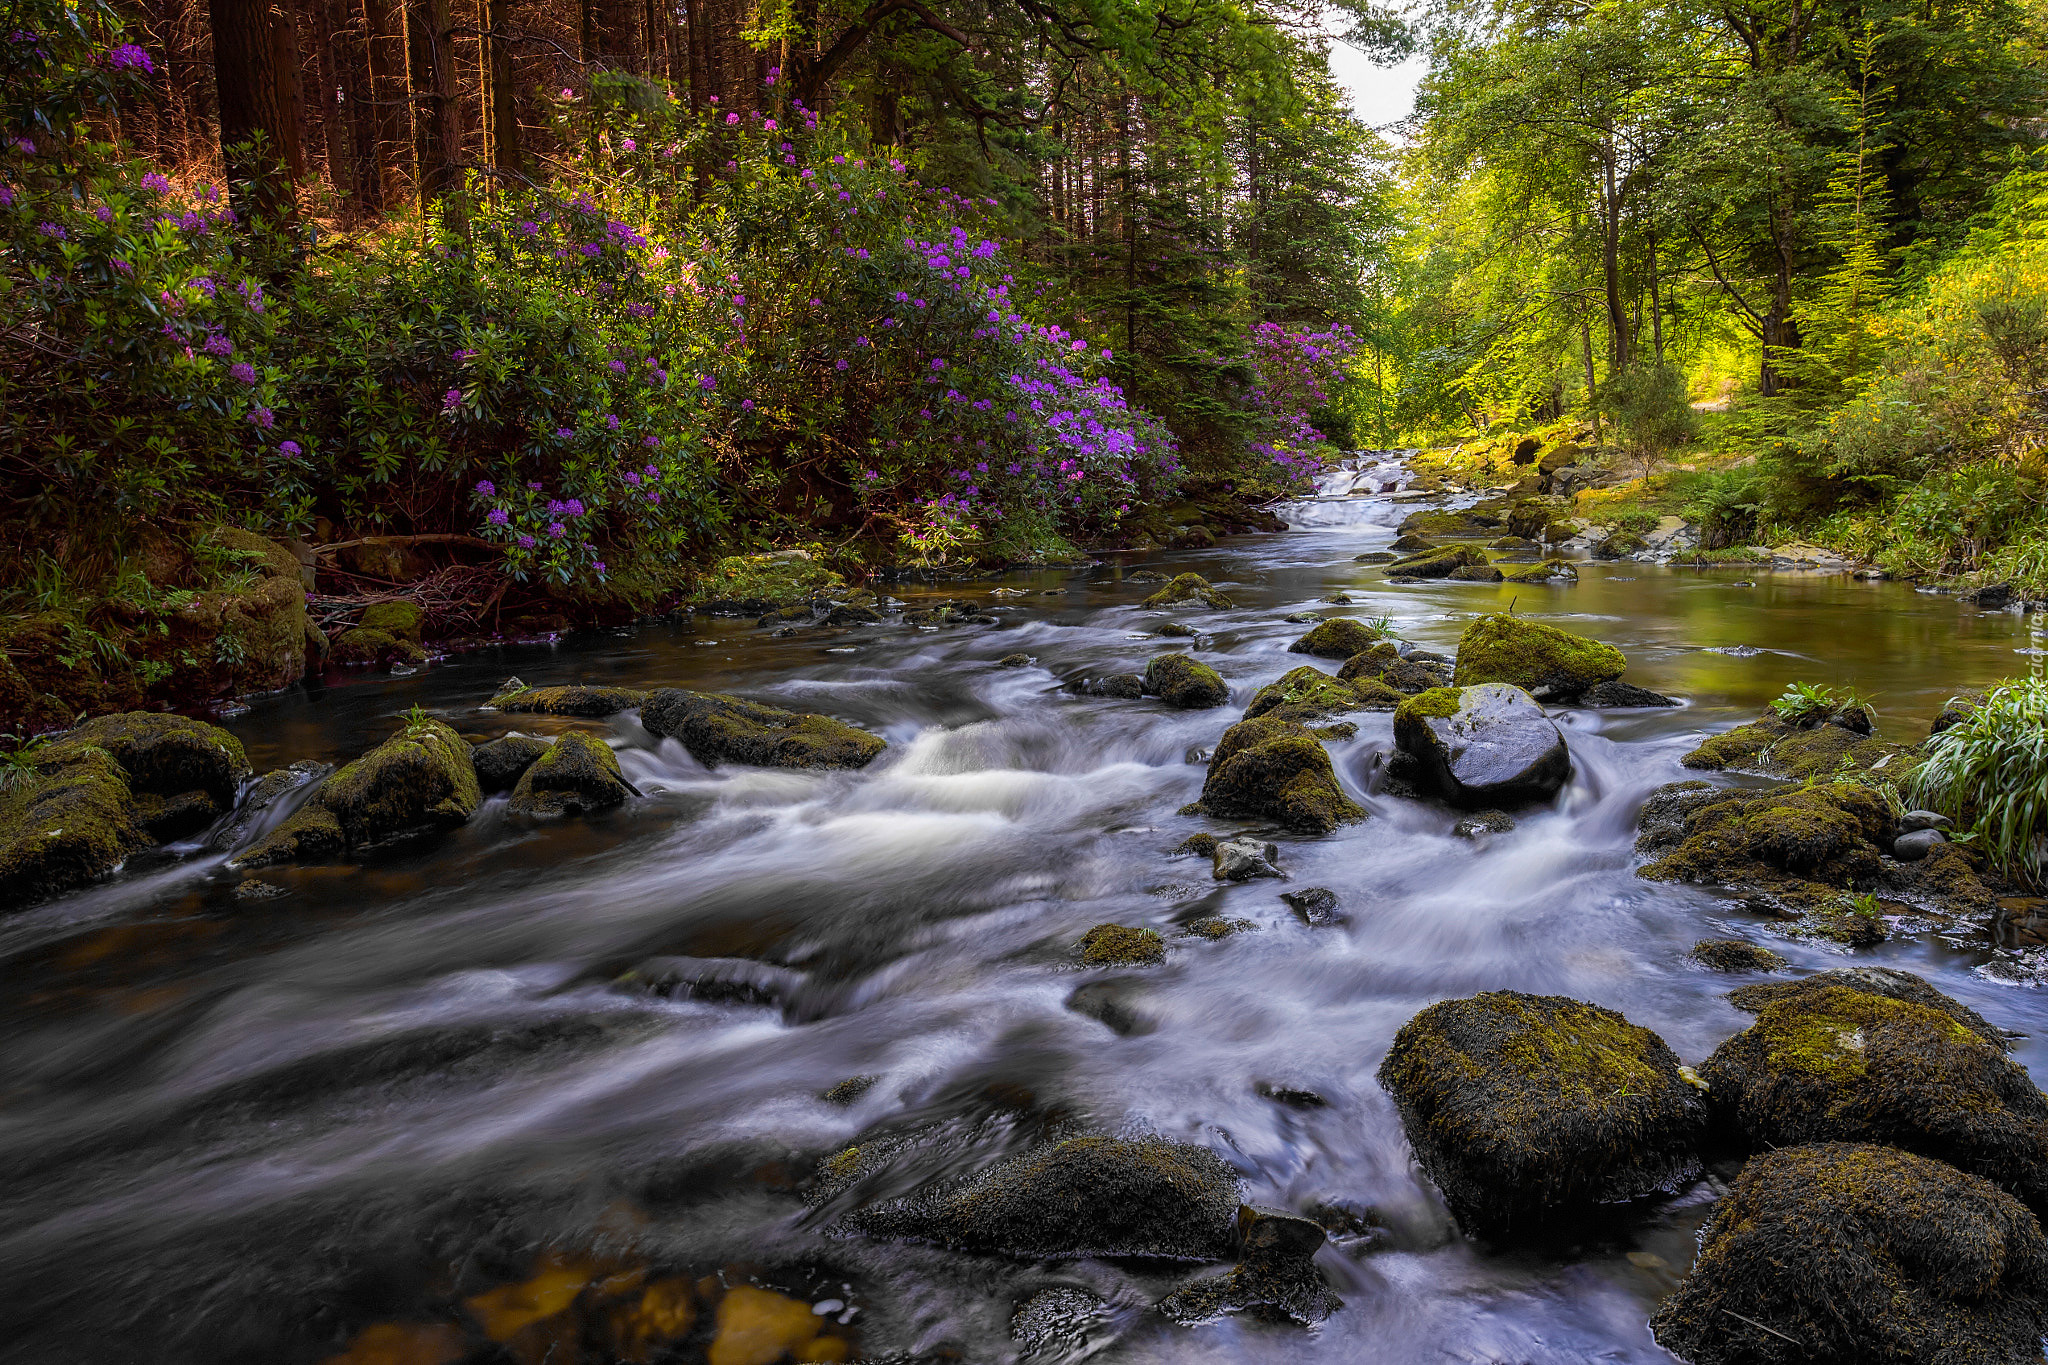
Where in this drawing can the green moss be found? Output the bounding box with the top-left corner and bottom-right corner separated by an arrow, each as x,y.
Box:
330,627 -> 426,667
1184,917 -> 1255,940
357,600 -> 425,643
489,684 -> 649,716
1079,923 -> 1166,965
1244,666 -> 1367,723
1639,780 -> 1894,901
1452,614 -> 1626,698
1141,572 -> 1233,610
1191,717 -> 1364,834
1502,559 -> 1578,583
1337,647 -> 1443,696
1395,687 -> 1465,723
1385,545 -> 1490,579
642,689 -> 886,769
233,718 -> 479,866
1287,618 -> 1381,659
691,551 -> 845,611
1143,653 -> 1229,709
508,731 -> 632,816
1690,939 -> 1788,973
1683,713 -> 1912,783
1483,993 -> 1674,1102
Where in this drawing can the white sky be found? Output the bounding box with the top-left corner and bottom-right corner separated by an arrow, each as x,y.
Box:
1324,11 -> 1430,134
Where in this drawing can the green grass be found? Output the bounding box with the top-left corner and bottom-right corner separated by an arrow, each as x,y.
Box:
1771,681 -> 1874,726
1910,678 -> 2048,886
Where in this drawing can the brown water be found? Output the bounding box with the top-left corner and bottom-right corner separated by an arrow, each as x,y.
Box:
1,455 -> 2041,1365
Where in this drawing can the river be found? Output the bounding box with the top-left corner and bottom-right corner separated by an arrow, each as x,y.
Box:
1,455 -> 2041,1364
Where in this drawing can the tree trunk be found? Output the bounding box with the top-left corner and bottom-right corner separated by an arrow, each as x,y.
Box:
361,0 -> 409,205
310,0 -> 357,217
404,0 -> 462,220
210,0 -> 306,228
1600,142 -> 1630,370
483,0 -> 520,176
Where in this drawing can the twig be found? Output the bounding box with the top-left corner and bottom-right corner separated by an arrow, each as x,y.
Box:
1721,1309 -> 1801,1346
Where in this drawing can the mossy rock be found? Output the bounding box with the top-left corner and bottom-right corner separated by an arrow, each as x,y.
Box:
1447,564 -> 1505,582
1727,968 -> 2009,1050
642,689 -> 884,770
471,735 -> 551,794
1502,559 -> 1578,584
1288,618 -> 1381,659
357,601 -> 425,644
1397,509 -> 1503,540
1700,980 -> 2048,1211
1637,780 -> 1893,905
1375,991 -> 1707,1234
1781,896 -> 1891,947
1682,713 -> 1911,782
1143,654 -> 1228,709
233,719 -> 480,866
827,1134 -> 1242,1261
1593,530 -> 1648,559
1243,666 -> 1375,723
1690,939 -> 1788,973
1141,572 -> 1233,610
1385,545 -> 1490,579
1649,1143 -> 2048,1365
690,551 -> 846,613
1188,717 -> 1364,835
330,627 -> 426,669
1932,691 -> 1986,737
1452,614 -> 1625,701
1393,684 -> 1571,809
0,712 -> 251,912
1337,644 -> 1446,695
489,684 -> 649,716
508,732 -> 633,816
1079,923 -> 1165,965
1389,533 -> 1432,553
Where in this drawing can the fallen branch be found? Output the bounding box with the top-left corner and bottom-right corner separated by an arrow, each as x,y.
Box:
313,534 -> 499,557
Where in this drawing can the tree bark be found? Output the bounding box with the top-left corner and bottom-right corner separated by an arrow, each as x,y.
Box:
483,0 -> 520,176
210,0 -> 306,228
404,0 -> 462,220
361,0 -> 409,205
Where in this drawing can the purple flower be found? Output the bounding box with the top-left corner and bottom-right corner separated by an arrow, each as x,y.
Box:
94,204 -> 112,222
106,42 -> 152,73
110,257 -> 132,274
518,534 -> 535,548
443,388 -> 462,411
548,522 -> 566,538
475,479 -> 495,495
229,361 -> 257,384
555,427 -> 575,438
646,491 -> 661,504
279,440 -> 302,458
835,359 -> 848,371
741,398 -> 755,410
620,138 -> 636,152
488,508 -> 509,525
593,561 -> 607,574
725,112 -> 740,125
609,359 -> 628,375
249,406 -> 274,428
141,172 -> 171,194
605,414 -> 621,431
642,436 -> 659,449
35,221 -> 64,240
624,470 -> 642,485
564,498 -> 585,516
203,333 -> 233,357
698,374 -> 715,390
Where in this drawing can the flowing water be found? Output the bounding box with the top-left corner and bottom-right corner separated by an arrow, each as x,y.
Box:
3,455 -> 2045,1364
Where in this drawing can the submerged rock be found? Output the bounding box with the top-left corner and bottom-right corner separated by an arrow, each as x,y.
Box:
1451,614 -> 1625,701
1079,923 -> 1165,965
508,732 -> 632,816
1700,979 -> 2048,1211
1144,654 -> 1229,709
641,689 -> 885,769
1649,1143 -> 2048,1365
1186,718 -> 1365,834
1011,1286 -> 1121,1364
1288,618 -> 1382,659
1726,967 -> 2007,1047
1502,559 -> 1579,584
617,954 -> 806,1007
488,683 -> 649,716
328,626 -> 426,669
1158,1205 -> 1338,1327
1376,991 -> 1706,1234
1392,685 -> 1571,809
1384,545 -> 1490,579
1581,680 -> 1679,708
1689,939 -> 1787,973
826,1135 -> 1243,1261
0,712 -> 251,911
1452,810 -> 1516,839
470,735 -> 551,793
231,718 -> 480,866
1082,673 -> 1147,700
1141,573 -> 1234,610
1280,886 -> 1345,927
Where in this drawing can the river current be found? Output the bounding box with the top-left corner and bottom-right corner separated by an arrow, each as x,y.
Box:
1,457 -> 2042,1364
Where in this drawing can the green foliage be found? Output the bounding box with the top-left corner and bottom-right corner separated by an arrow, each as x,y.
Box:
0,735 -> 46,795
1911,678 -> 2048,887
1770,681 -> 1873,726
1596,363 -> 1699,475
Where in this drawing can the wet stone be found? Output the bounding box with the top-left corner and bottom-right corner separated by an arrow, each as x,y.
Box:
1452,810 -> 1516,839
1080,923 -> 1166,966
1894,828 -> 1947,860
1066,980 -> 1156,1036
1212,837 -> 1282,882
1255,1081 -> 1328,1108
1011,1286 -> 1119,1364
1393,685 -> 1571,809
823,1075 -> 880,1105
996,653 -> 1033,668
1280,887 -> 1345,927
1689,939 -> 1787,973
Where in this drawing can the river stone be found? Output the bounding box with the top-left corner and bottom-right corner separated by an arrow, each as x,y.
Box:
1144,653 -> 1229,709
827,1135 -> 1243,1261
1337,643 -> 1444,695
1066,980 -> 1156,1036
1894,828 -> 1947,861
508,732 -> 631,816
1393,685 -> 1571,809
1011,1287 -> 1120,1364
1384,545 -> 1489,579
1079,923 -> 1165,965
1354,551 -> 1398,564
329,627 -> 426,669
1280,887 -> 1345,927
1288,618 -> 1381,659
1689,939 -> 1787,973
1503,559 -> 1578,584
1212,837 -> 1281,881
489,683 -> 649,716
1158,1205 -> 1337,1326
1580,680 -> 1679,708
1700,981 -> 2048,1213
207,761 -> 326,853
1141,573 -> 1233,610
231,718 -> 480,867
1636,780 -> 1893,909
1187,717 -> 1365,834
0,712 -> 251,911
471,735 -> 551,793
1451,614 -> 1625,701
1244,666 -> 1390,723
1726,968 -> 2010,1052
1899,810 -> 1953,833
617,954 -> 806,1008
641,689 -> 884,769
1376,991 -> 1707,1234
1649,1143 -> 2048,1365
1452,810 -> 1515,839
1089,673 -> 1147,699
1447,564 -> 1505,582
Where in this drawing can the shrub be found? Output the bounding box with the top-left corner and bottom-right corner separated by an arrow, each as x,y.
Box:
1911,677 -> 2048,886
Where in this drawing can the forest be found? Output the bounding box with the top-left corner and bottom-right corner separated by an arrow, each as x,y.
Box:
1,0 -> 2045,711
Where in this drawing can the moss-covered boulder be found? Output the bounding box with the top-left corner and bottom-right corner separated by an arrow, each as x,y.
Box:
1376,991 -> 1707,1234
1649,1143 -> 2048,1365
1636,780 -> 1893,909
1727,967 -> 2008,1046
1393,685 -> 1571,809
1593,530 -> 1648,559
508,732 -> 633,816
690,551 -> 845,614
1451,615 -> 1625,701
231,719 -> 480,866
471,735 -> 550,793
1337,642 -> 1447,695
825,1135 -> 1242,1261
0,713 -> 251,911
1143,654 -> 1228,709
1385,545 -> 1490,579
1397,508 -> 1503,540
1141,572 -> 1234,610
329,627 -> 427,669
1186,717 -> 1364,834
1502,559 -> 1578,584
1244,666 -> 1383,723
1682,713 -> 1911,781
357,600 -> 424,643
488,683 -> 649,716
1079,923 -> 1165,965
1690,939 -> 1788,973
1288,618 -> 1382,659
642,690 -> 885,769
1699,981 -> 2048,1211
